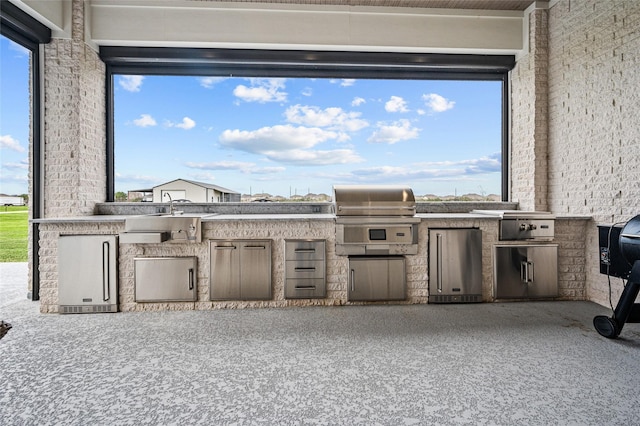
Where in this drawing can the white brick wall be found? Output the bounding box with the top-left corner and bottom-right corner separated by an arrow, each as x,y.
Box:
546,0 -> 640,307
512,0 -> 640,307
510,7 -> 549,212
43,0 -> 106,218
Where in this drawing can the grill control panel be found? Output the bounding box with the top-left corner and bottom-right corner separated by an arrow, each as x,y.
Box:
499,219 -> 554,241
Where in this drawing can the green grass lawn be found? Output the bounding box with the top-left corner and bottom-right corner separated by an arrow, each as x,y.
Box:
0,206 -> 28,262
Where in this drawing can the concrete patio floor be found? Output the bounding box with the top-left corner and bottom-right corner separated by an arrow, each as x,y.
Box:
1,262 -> 639,425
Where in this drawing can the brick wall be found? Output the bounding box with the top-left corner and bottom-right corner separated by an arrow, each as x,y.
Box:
546,0 -> 640,306
43,0 -> 106,217
510,7 -> 549,212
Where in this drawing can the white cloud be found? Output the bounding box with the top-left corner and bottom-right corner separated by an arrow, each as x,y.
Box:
367,119 -> 420,144
352,97 -> 366,107
199,77 -> 227,88
185,161 -> 286,174
0,172 -> 28,185
423,93 -> 455,113
114,172 -> 162,186
188,172 -> 217,182
302,87 -> 313,97
262,149 -> 363,166
219,125 -> 363,166
233,78 -> 287,103
349,153 -> 501,182
167,117 -> 196,130
385,96 -> 409,113
284,105 -> 369,132
133,114 -> 157,127
220,125 -> 336,152
119,75 -> 144,92
3,160 -> 29,170
0,135 -> 25,152
329,79 -> 356,87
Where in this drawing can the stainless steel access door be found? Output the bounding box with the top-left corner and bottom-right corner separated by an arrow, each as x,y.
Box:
494,244 -> 558,299
58,235 -> 118,313
348,256 -> 406,301
210,240 -> 271,300
210,241 -> 241,299
134,257 -> 197,302
428,229 -> 482,303
239,241 -> 271,300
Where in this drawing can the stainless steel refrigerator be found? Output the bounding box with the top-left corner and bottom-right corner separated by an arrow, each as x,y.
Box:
428,228 -> 482,303
58,235 -> 118,313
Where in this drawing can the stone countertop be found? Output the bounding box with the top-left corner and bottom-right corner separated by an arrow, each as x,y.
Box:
31,215 -> 130,224
31,213 -> 337,224
31,212 -> 593,224
205,214 -> 335,221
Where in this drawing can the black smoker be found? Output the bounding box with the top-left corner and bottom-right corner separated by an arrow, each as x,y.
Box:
594,214 -> 640,339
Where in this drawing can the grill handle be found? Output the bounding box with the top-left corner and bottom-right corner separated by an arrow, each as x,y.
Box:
337,205 -> 416,212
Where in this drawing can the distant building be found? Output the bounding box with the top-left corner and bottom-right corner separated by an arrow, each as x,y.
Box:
152,179 -> 240,203
127,188 -> 153,202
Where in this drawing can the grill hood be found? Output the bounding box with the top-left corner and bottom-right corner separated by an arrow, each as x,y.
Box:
333,185 -> 416,217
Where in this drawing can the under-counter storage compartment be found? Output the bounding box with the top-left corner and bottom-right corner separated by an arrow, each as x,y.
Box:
285,240 -> 326,299
494,244 -> 558,299
428,228 -> 482,303
348,256 -> 406,301
58,235 -> 118,313
210,240 -> 271,300
134,257 -> 197,302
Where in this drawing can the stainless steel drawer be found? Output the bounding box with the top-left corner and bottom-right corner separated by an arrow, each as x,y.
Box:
285,279 -> 326,299
285,260 -> 325,279
285,240 -> 325,261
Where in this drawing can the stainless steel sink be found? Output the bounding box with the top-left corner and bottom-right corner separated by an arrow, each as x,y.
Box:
121,213 -> 215,243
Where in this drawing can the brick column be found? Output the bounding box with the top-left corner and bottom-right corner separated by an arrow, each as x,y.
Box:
43,0 -> 106,217
510,7 -> 549,212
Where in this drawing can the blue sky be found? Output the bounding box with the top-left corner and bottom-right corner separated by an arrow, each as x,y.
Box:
1,35 -> 503,198
0,36 -> 30,196
115,75 -> 502,197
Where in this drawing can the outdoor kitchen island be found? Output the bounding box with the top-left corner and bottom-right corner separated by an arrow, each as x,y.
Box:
33,208 -> 589,314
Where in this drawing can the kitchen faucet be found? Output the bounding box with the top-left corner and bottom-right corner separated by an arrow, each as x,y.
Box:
164,193 -> 176,215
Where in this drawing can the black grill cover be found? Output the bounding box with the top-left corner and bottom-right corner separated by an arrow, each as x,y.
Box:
620,214 -> 640,265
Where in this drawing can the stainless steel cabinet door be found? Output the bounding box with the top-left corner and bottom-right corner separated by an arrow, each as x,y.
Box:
58,235 -> 118,313
348,257 -> 406,301
210,240 -> 271,300
494,244 -> 558,299
239,241 -> 271,300
210,241 -> 241,300
134,257 -> 197,302
428,229 -> 482,302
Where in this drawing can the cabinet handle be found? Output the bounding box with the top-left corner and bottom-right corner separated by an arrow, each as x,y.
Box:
294,267 -> 316,272
188,268 -> 194,290
295,285 -> 316,290
102,241 -> 110,302
436,233 -> 443,293
215,246 -> 236,250
244,245 -> 266,250
350,269 -> 355,292
521,261 -> 534,283
295,249 -> 316,253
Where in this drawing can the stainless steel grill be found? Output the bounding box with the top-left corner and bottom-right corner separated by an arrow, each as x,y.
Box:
334,185 -> 420,256
472,210 -> 555,241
